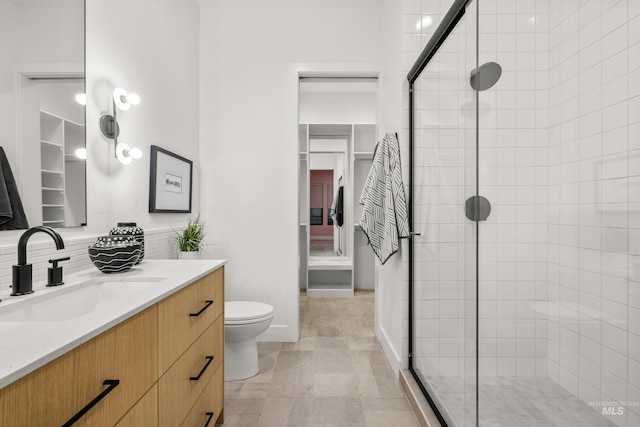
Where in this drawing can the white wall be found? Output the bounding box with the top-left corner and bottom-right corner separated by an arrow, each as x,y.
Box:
0,0 -> 201,287
372,0 -> 407,375
199,2 -> 383,342
85,0 -> 200,234
300,91 -> 377,124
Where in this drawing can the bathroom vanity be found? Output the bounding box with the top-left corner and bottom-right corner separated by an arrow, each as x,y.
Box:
0,260 -> 225,427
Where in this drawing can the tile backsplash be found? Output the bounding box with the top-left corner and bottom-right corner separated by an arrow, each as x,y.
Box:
0,228 -> 176,295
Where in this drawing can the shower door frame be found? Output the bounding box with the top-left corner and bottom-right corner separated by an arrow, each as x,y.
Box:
407,0 -> 476,426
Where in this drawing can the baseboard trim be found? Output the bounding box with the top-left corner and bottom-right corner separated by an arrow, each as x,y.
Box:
376,325 -> 402,378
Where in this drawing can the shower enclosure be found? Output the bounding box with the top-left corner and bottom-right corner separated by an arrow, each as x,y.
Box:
408,1 -> 639,426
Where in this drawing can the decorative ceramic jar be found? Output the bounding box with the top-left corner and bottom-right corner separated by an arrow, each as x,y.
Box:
109,222 -> 144,264
88,235 -> 142,274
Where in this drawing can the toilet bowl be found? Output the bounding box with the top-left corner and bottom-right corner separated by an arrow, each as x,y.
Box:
224,301 -> 274,381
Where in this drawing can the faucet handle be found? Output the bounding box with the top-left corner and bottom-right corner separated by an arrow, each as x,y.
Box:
47,256 -> 70,287
49,256 -> 71,267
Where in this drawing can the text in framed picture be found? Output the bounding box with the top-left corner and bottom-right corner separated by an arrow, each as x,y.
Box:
149,145 -> 192,213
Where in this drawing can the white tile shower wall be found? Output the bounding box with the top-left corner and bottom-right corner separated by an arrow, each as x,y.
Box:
476,0 -> 550,379
0,228 -> 175,295
407,0 -> 638,424
546,1 -> 639,426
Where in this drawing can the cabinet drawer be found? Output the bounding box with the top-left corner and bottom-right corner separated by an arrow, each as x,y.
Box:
158,268 -> 224,372
159,316 -> 223,427
0,306 -> 158,427
115,384 -> 158,427
179,367 -> 223,427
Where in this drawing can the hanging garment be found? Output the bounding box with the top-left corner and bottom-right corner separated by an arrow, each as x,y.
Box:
0,147 -> 29,230
329,185 -> 344,227
358,133 -> 409,264
334,185 -> 344,227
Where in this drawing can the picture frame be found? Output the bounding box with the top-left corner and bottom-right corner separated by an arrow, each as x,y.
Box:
149,145 -> 193,213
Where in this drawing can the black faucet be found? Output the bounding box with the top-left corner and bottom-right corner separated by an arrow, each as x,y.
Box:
12,226 -> 65,296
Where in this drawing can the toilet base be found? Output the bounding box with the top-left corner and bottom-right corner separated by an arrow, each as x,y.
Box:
224,337 -> 259,381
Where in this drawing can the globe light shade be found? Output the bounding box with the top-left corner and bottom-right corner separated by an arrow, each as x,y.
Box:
75,93 -> 86,105
127,93 -> 140,105
128,147 -> 143,159
75,148 -> 87,159
113,88 -> 132,111
115,142 -> 133,165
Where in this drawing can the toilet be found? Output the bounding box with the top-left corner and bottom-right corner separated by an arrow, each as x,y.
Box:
224,301 -> 274,381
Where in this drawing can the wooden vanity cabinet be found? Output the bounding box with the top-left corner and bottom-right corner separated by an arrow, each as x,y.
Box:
158,269 -> 224,373
159,317 -> 224,427
179,367 -> 224,427
0,307 -> 158,427
0,266 -> 225,427
157,268 -> 224,427
114,384 -> 158,427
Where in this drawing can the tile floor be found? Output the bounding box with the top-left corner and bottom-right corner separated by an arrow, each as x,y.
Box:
309,238 -> 338,256
423,375 -> 617,427
220,291 -> 420,426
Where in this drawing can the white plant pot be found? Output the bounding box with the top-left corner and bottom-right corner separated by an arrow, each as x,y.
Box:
178,251 -> 201,260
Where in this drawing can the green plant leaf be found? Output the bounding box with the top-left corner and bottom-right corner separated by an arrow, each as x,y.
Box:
173,214 -> 205,252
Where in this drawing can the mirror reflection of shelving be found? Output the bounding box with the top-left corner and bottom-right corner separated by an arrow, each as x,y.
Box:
39,111 -> 85,228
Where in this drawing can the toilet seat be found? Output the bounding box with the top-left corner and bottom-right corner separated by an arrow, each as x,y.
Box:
225,301 -> 274,325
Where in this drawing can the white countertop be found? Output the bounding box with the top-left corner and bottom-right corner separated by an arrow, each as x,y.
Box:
0,259 -> 226,389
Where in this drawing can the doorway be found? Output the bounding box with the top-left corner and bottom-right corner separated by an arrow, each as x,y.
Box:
298,77 -> 378,298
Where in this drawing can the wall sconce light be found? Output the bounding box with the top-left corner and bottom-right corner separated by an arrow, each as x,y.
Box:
75,93 -> 86,105
99,87 -> 142,165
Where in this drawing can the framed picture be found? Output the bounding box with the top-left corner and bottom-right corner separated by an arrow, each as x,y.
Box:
149,145 -> 193,213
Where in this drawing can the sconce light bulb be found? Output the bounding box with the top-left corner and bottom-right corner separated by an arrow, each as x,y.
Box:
127,93 -> 140,105
115,142 -> 133,165
75,148 -> 87,159
113,88 -> 131,111
75,93 -> 86,105
128,147 -> 143,159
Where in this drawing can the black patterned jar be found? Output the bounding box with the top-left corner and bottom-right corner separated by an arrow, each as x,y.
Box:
109,222 -> 144,264
88,236 -> 142,274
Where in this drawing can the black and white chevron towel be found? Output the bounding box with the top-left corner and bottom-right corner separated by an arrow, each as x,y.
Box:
359,133 -> 409,264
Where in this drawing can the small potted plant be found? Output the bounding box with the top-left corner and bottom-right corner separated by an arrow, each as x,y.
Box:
174,215 -> 205,259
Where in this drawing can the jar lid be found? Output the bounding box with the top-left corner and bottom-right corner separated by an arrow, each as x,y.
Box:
110,223 -> 144,235
92,235 -> 138,248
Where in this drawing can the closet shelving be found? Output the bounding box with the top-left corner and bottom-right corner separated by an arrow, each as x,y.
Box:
299,123 -> 376,297
39,110 -> 85,227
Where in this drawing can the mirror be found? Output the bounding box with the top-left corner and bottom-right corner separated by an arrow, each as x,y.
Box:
0,0 -> 86,230
309,139 -> 346,258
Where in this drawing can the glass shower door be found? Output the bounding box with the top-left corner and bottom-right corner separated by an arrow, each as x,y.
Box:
410,2 -> 479,426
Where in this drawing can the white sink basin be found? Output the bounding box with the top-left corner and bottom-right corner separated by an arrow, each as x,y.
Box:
0,277 -> 164,323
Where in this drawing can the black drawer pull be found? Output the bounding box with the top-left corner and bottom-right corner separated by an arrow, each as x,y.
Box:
204,412 -> 215,426
190,356 -> 214,381
61,379 -> 120,427
190,300 -> 214,317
